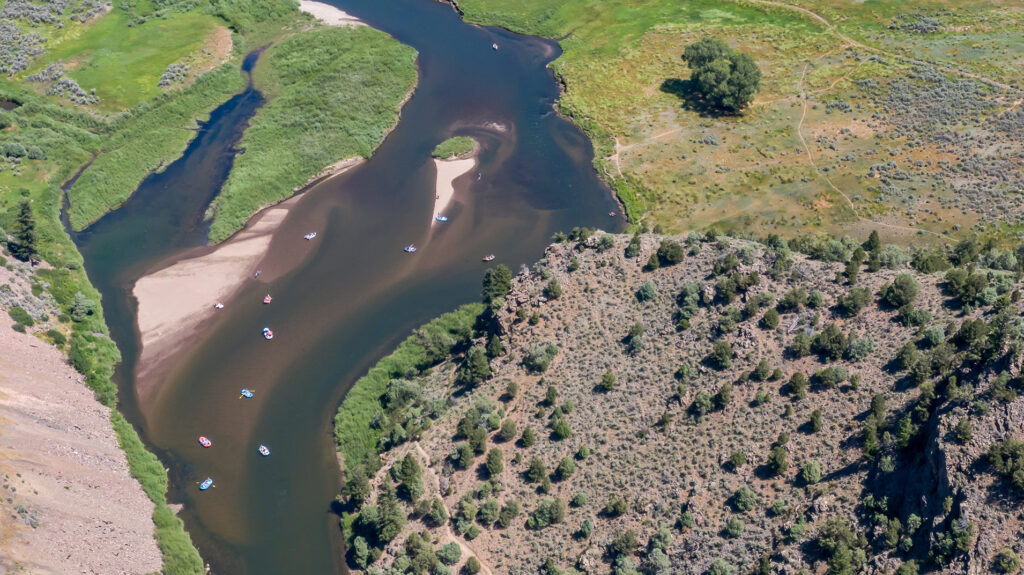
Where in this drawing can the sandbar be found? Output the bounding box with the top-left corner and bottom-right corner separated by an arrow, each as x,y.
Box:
299,0 -> 363,27
133,158 -> 364,395
432,157 -> 477,225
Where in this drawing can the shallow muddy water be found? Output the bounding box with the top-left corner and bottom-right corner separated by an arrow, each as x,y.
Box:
74,2 -> 621,573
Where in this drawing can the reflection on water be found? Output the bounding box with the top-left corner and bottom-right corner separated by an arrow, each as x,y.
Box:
75,2 -> 621,574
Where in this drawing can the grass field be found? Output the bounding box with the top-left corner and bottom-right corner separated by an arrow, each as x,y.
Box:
206,25 -> 417,243
23,11 -> 223,113
456,0 -> 1024,244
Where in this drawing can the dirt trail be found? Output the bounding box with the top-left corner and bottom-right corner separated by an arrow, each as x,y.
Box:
793,63 -> 941,238
749,0 -> 1018,93
413,443 -> 494,575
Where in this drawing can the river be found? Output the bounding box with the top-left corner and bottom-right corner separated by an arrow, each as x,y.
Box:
72,1 -> 620,573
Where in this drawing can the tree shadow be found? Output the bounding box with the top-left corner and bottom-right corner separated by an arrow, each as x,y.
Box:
660,78 -> 736,118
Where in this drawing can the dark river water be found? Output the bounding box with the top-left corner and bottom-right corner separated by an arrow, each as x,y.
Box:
73,1 -> 621,573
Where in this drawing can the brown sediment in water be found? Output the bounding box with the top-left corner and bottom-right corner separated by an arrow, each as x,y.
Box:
132,159 -> 364,402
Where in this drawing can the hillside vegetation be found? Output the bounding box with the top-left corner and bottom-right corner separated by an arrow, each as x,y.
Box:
335,230 -> 1024,575
454,0 -> 1023,243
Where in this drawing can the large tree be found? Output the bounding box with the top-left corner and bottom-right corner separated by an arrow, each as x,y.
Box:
10,199 -> 36,262
682,37 -> 761,112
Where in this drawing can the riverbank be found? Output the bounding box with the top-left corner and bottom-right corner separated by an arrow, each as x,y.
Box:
0,267 -> 161,575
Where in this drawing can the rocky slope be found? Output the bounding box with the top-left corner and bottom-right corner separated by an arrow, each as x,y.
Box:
0,258 -> 161,575
340,232 -> 1024,575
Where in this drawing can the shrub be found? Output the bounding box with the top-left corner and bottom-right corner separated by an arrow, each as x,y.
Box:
527,497 -> 565,529
723,516 -> 745,538
707,559 -> 732,575
656,240 -> 685,265
760,308 -> 779,329
437,542 -> 461,565
463,556 -> 481,574
485,448 -> 503,477
523,343 -> 558,373
814,366 -> 848,389
709,340 -> 733,369
605,495 -> 628,517
731,486 -> 757,512
995,548 -> 1021,574
597,370 -> 616,392
636,280 -> 658,302
8,306 -> 33,327
800,460 -> 822,484
571,492 -> 587,507
882,274 -> 921,307
813,323 -> 848,360
46,329 -> 66,346
845,337 -> 875,362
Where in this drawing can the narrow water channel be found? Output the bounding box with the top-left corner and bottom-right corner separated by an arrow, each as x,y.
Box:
74,2 -> 621,574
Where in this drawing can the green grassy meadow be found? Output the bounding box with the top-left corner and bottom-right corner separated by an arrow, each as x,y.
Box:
24,11 -> 222,113
455,0 -> 1023,243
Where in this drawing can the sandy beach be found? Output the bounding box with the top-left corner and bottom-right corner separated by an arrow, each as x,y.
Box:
299,0 -> 363,27
0,263 -> 161,574
432,157 -> 477,225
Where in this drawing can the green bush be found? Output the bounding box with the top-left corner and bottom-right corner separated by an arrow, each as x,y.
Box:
8,306 -> 34,326
708,339 -> 733,369
636,280 -> 658,302
432,136 -> 476,159
731,486 -> 757,512
800,460 -> 822,484
527,497 -> 565,529
995,548 -> 1021,574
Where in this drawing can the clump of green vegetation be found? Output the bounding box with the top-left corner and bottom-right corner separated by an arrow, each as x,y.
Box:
431,136 -> 476,159
334,303 -> 483,471
207,26 -> 418,242
681,37 -> 761,112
